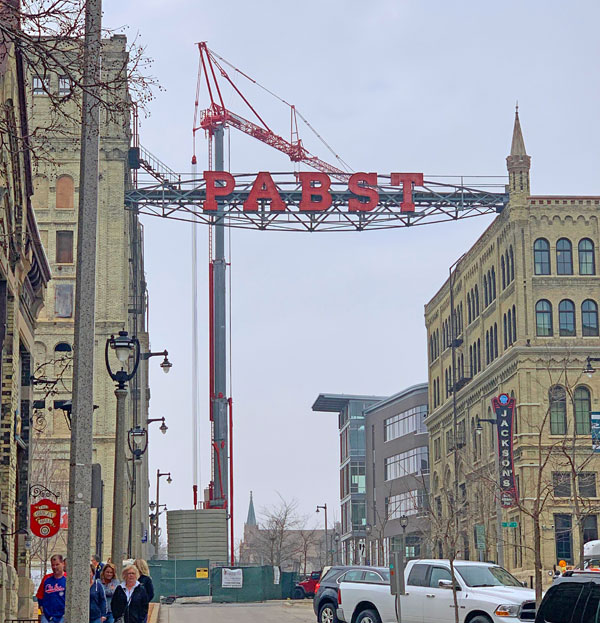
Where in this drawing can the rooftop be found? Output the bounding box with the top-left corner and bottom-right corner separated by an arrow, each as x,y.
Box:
312,393 -> 387,413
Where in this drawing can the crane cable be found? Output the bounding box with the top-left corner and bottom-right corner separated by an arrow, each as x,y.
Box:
207,47 -> 354,174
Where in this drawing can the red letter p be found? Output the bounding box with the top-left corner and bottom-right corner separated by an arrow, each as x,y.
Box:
203,171 -> 235,211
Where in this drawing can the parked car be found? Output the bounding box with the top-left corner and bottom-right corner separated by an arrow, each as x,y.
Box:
337,559 -> 537,623
313,566 -> 376,623
536,570 -> 600,622
294,570 -> 322,599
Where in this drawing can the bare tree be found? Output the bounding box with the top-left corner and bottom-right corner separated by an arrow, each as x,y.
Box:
255,495 -> 303,569
296,523 -> 319,575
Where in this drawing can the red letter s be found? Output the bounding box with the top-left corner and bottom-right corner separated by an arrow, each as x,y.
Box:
348,173 -> 379,212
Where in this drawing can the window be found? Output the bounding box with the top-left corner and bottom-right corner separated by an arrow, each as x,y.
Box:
474,286 -> 479,316
55,231 -> 74,263
512,305 -> 517,341
556,238 -> 573,275
483,275 -> 488,307
536,300 -> 553,336
32,75 -> 49,95
501,256 -> 506,289
554,514 -> 573,563
58,75 -> 71,96
536,583 -> 585,623
503,314 -> 508,349
579,238 -> 595,275
575,386 -> 592,435
578,472 -> 597,498
550,385 -> 567,435
54,283 -> 74,318
384,404 -> 427,441
491,267 -> 496,301
407,564 -> 429,587
363,571 -> 387,584
56,175 -> 75,210
467,293 -> 472,324
552,472 -> 571,497
534,238 -> 550,275
582,300 -> 599,337
429,567 -> 452,587
384,447 -> 429,480
54,342 -> 72,353
584,516 -> 599,543
387,490 -> 427,519
433,437 -> 441,461
341,569 -> 364,582
559,299 -> 576,336
350,461 -> 366,494
509,246 -> 515,282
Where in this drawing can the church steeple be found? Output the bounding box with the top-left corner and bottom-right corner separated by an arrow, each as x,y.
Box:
506,105 -> 531,196
246,491 -> 257,527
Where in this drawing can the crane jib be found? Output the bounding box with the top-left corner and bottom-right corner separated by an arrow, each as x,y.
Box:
202,171 -> 424,213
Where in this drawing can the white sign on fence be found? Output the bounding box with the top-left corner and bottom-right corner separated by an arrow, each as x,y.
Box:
222,568 -> 243,588
274,566 -> 280,585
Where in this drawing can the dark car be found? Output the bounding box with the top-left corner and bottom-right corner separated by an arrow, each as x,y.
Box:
535,571 -> 600,623
313,566 -> 378,623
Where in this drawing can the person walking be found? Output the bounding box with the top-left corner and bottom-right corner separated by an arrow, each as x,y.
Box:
111,564 -> 149,623
100,562 -> 119,623
91,554 -> 104,580
37,554 -> 66,623
133,559 -> 154,603
89,564 -> 107,623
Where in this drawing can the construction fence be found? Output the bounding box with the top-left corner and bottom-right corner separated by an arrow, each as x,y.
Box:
148,560 -> 299,603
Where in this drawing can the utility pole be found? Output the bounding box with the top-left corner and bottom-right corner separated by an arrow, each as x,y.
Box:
111,387 -> 128,569
64,0 -> 101,620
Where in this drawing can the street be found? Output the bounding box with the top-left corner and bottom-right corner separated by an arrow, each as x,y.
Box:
158,599 -> 315,623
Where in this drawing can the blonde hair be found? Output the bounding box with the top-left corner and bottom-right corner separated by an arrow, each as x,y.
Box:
121,564 -> 140,580
134,558 -> 150,577
101,562 -> 117,582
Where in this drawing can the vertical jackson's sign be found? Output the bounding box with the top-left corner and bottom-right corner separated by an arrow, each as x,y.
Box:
492,393 -> 517,508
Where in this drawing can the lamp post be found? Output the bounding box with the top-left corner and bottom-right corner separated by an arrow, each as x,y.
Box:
584,357 -> 600,378
105,331 -> 140,571
399,514 -> 408,561
148,416 -> 168,434
127,426 -> 149,558
316,504 -> 329,565
151,470 -> 172,559
476,416 -> 504,567
334,533 -> 341,564
141,349 -> 172,374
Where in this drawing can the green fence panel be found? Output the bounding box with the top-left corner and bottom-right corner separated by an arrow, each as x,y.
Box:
281,572 -> 298,599
148,559 -> 210,600
211,566 -> 289,603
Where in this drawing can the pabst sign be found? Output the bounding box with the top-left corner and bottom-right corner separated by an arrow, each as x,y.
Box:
30,498 -> 61,538
201,171 -> 424,213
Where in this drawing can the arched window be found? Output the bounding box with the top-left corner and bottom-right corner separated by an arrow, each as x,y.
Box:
494,323 -> 498,358
54,342 -> 72,353
582,300 -> 599,337
536,300 -> 553,336
477,339 -> 481,372
534,238 -> 550,275
503,314 -> 508,349
579,238 -> 595,275
467,293 -> 472,324
56,175 -> 75,210
512,305 -> 517,341
491,267 -> 496,301
483,275 -> 488,307
501,256 -> 506,290
486,330 -> 490,365
559,299 -> 576,336
509,246 -> 515,282
549,385 -> 567,435
556,238 -> 573,275
32,175 -> 49,211
575,386 -> 592,435
474,286 -> 479,316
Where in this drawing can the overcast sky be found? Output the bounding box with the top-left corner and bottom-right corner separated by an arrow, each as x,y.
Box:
102,1 -> 600,546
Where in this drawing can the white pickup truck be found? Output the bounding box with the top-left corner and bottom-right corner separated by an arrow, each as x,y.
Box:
337,559 -> 536,623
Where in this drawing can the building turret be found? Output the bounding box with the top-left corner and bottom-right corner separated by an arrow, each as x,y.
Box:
246,491 -> 257,527
506,105 -> 531,196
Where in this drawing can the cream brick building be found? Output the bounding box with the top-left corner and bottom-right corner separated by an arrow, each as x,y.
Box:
425,111 -> 600,585
28,35 -> 151,574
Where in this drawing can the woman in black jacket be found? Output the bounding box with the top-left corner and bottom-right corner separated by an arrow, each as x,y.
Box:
134,559 -> 154,603
111,565 -> 149,623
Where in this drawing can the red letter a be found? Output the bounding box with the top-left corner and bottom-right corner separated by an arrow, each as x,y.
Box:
390,172 -> 424,213
243,172 -> 286,212
298,172 -> 332,211
203,171 -> 235,211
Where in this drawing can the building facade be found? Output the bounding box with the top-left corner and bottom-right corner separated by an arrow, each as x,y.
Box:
312,394 -> 384,565
425,111 -> 600,582
365,383 -> 429,566
28,35 -> 152,570
0,12 -> 51,618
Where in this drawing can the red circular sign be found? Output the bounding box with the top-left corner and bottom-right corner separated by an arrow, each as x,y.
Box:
30,498 -> 61,539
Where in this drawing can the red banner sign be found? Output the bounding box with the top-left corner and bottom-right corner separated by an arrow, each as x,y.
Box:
30,498 -> 61,538
492,393 -> 517,508
201,171 -> 424,213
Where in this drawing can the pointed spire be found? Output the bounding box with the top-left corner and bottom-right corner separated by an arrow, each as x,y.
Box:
510,104 -> 527,157
246,491 -> 257,527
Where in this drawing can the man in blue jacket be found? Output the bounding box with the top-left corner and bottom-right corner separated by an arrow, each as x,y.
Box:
38,554 -> 66,623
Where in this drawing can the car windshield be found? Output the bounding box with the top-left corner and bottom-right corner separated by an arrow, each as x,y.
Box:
584,559 -> 600,569
455,565 -> 523,587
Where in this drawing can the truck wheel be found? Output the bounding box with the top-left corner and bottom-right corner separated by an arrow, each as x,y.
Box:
292,587 -> 305,599
469,617 -> 493,623
319,602 -> 338,623
356,609 -> 381,623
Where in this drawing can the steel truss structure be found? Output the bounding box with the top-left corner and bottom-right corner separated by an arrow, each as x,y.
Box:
125,173 -> 508,232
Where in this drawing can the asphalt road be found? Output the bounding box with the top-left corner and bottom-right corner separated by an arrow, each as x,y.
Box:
158,599 -> 316,623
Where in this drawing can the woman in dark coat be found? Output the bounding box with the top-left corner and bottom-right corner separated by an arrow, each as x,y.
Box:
111,565 -> 149,623
134,559 -> 154,603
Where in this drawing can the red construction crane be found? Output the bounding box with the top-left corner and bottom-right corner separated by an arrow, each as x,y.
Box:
192,42 -> 351,180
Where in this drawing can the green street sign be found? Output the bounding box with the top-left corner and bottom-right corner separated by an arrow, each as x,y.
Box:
502,521 -> 518,528
475,524 -> 486,550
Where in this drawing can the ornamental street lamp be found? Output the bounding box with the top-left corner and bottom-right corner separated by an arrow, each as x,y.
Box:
106,330 -> 141,571
142,349 -> 173,374
316,504 -> 329,565
584,356 -> 600,378
127,426 -> 149,557
151,470 -> 172,559
148,416 -> 168,434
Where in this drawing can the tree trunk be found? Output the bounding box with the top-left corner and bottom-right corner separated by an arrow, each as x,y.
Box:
579,521 -> 585,570
533,518 -> 543,606
449,558 -> 460,623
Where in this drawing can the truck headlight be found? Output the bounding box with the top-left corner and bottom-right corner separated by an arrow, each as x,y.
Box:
495,604 -> 520,617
